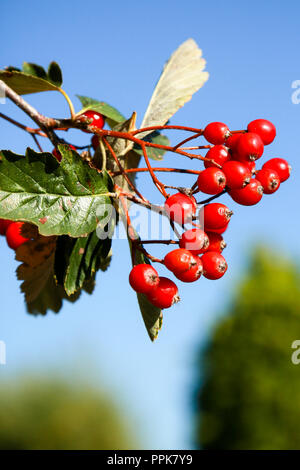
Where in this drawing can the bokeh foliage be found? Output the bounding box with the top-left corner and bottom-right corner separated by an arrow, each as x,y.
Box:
197,247 -> 300,450
0,379 -> 134,450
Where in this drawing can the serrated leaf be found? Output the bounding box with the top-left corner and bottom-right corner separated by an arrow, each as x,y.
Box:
0,70 -> 59,94
47,61 -> 63,87
0,146 -> 114,237
22,62 -> 47,80
128,233 -> 163,342
139,38 -> 209,138
76,95 -> 125,128
133,131 -> 170,161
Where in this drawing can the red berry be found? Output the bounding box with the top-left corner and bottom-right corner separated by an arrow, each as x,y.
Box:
147,277 -> 179,309
209,223 -> 229,235
205,231 -> 226,253
243,160 -> 256,175
52,145 -> 76,162
225,132 -> 243,151
236,132 -> 264,161
197,168 -> 226,195
6,222 -> 29,250
203,122 -> 230,145
91,135 -> 99,150
229,179 -> 263,206
164,193 -> 197,224
80,110 -> 105,133
179,229 -> 209,255
262,158 -> 291,183
222,161 -> 251,189
200,203 -> 233,230
174,256 -> 203,283
247,119 -> 276,145
201,251 -> 228,280
164,248 -> 197,273
256,168 -> 280,194
204,145 -> 231,168
129,264 -> 159,294
0,219 -> 13,235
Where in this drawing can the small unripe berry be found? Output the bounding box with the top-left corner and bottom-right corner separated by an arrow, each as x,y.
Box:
256,168 -> 280,194
236,132 -> 264,161
0,219 -> 13,235
179,229 -> 209,254
80,110 -> 105,133
203,122 -> 230,145
197,168 -> 226,195
164,248 -> 197,273
262,158 -> 291,183
205,231 -> 226,253
174,256 -> 203,283
201,203 -> 233,230
147,277 -> 179,309
6,222 -> 29,250
164,193 -> 197,224
204,145 -> 231,168
247,119 -> 276,145
230,179 -> 263,206
222,160 -> 251,189
201,251 -> 228,280
129,264 -> 159,294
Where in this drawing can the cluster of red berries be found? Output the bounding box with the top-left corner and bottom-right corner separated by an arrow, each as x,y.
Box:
129,119 -> 291,310
0,220 -> 29,250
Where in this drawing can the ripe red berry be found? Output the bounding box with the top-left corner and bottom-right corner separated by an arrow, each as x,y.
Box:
0,219 -> 13,235
201,251 -> 228,280
256,168 -> 280,194
247,119 -> 276,145
164,193 -> 197,224
80,110 -> 105,133
222,160 -> 251,189
205,231 -> 226,253
147,277 -> 179,309
6,222 -> 29,250
236,132 -> 264,161
209,223 -> 229,235
262,158 -> 291,183
243,160 -> 256,175
197,168 -> 226,195
204,145 -> 231,168
201,203 -> 233,230
91,135 -> 99,150
174,256 -> 203,283
225,132 -> 243,152
203,122 -> 230,145
229,179 -> 263,206
52,145 -> 76,162
129,264 -> 159,294
179,229 -> 209,254
164,248 -> 197,274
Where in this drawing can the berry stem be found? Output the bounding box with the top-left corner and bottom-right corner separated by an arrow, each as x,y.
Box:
58,88 -> 76,119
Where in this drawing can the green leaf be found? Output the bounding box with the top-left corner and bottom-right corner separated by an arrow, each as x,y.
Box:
76,95 -> 125,128
139,38 -> 209,138
47,61 -> 63,87
133,131 -> 170,161
22,62 -> 47,80
55,226 -> 114,296
0,70 -> 59,94
0,146 -> 114,237
128,234 -> 163,342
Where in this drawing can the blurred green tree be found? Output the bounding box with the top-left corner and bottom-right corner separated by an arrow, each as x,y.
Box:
0,379 -> 134,449
196,247 -> 300,450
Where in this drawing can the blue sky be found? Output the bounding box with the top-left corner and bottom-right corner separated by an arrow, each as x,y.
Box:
0,0 -> 299,449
